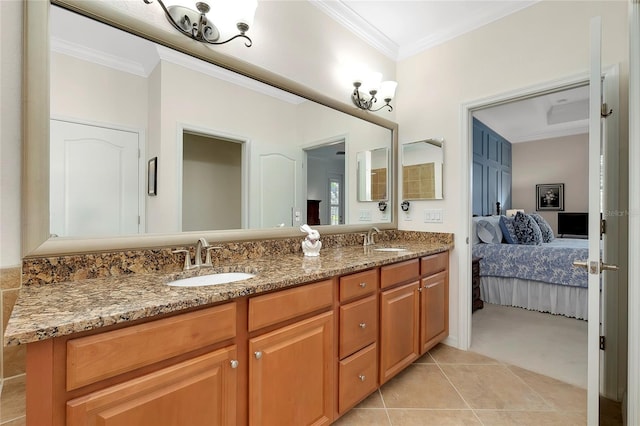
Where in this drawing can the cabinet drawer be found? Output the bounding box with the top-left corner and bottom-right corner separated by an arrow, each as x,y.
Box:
420,251 -> 448,276
380,259 -> 419,289
66,303 -> 236,391
339,343 -> 378,414
339,269 -> 377,303
67,346 -> 237,426
339,295 -> 377,358
248,279 -> 333,332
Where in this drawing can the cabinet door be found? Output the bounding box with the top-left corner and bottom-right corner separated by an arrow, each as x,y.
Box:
379,281 -> 420,384
66,346 -> 238,426
249,311 -> 333,426
420,271 -> 449,354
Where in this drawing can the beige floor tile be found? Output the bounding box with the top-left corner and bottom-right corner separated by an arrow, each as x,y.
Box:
508,365 -> 587,412
3,346 -> 26,378
440,364 -> 551,410
413,352 -> 435,364
380,365 -> 467,409
1,416 -> 26,426
354,389 -> 385,408
332,408 -> 390,425
0,375 -> 25,423
475,410 -> 586,426
430,344 -> 500,365
387,409 -> 481,425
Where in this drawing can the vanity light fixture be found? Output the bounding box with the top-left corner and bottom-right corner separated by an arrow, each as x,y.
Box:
351,71 -> 397,112
143,0 -> 258,47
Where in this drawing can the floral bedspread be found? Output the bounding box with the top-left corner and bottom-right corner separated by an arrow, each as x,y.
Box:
472,238 -> 589,288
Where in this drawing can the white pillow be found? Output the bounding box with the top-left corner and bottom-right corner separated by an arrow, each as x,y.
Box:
477,219 -> 502,243
471,217 -> 484,244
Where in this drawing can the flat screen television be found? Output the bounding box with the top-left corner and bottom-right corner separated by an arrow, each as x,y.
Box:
557,212 -> 588,237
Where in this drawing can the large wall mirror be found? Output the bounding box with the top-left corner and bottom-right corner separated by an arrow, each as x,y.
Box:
402,138 -> 444,200
23,0 -> 398,256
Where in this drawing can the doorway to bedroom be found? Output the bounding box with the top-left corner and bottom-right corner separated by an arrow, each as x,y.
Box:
469,84 -> 590,387
464,69 -> 623,403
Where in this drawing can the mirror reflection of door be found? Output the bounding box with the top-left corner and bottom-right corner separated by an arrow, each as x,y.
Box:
182,132 -> 243,231
50,119 -> 142,237
305,141 -> 346,225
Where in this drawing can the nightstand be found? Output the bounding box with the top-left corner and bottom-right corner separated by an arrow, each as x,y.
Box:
472,257 -> 483,312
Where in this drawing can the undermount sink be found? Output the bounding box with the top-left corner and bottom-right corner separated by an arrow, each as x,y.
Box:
373,247 -> 408,252
167,272 -> 255,287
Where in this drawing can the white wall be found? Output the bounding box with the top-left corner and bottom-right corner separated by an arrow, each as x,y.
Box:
0,0 -> 23,267
396,0 -> 629,346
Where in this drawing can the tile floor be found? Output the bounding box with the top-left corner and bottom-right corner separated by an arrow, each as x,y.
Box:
0,344 -> 588,426
333,344 -> 587,426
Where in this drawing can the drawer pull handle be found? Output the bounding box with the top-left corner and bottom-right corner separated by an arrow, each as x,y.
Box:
230,360 -> 239,369
358,374 -> 366,382
359,322 -> 367,329
254,351 -> 263,360
359,282 -> 367,288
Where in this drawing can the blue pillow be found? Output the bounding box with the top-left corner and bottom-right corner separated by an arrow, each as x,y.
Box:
499,216 -> 519,244
530,213 -> 555,243
477,219 -> 502,244
513,212 -> 543,245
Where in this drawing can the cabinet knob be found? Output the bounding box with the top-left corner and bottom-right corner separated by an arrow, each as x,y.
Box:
359,282 -> 367,288
230,359 -> 239,369
359,322 -> 367,329
358,374 -> 366,382
254,351 -> 263,360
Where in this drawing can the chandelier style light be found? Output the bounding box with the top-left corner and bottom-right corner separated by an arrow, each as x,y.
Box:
351,71 -> 397,112
143,0 -> 258,47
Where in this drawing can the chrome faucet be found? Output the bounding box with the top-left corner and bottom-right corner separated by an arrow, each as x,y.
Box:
363,226 -> 381,246
173,237 -> 221,271
194,237 -> 209,267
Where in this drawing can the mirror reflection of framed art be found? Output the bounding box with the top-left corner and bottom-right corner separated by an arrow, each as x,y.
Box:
148,157 -> 157,196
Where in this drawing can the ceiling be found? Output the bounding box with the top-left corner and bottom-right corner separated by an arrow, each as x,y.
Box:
312,0 -> 539,62
313,0 -> 590,143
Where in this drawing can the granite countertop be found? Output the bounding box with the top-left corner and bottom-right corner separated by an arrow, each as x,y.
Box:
4,240 -> 452,346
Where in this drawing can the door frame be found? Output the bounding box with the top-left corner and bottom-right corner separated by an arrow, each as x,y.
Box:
458,66 -> 621,392
176,123 -> 250,230
50,115 -> 146,234
628,2 -> 640,425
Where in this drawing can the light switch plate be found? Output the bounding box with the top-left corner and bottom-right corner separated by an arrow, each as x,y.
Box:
424,209 -> 443,223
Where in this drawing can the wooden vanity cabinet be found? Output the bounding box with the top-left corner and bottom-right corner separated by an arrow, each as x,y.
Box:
66,346 -> 238,426
337,269 -> 378,414
247,279 -> 334,426
419,252 -> 449,354
379,259 -> 421,384
26,303 -> 239,426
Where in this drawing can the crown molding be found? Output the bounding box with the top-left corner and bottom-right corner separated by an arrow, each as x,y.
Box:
50,36 -> 149,77
309,0 -> 399,60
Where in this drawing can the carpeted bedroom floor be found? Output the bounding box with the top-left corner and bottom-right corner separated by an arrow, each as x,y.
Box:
470,302 -> 588,389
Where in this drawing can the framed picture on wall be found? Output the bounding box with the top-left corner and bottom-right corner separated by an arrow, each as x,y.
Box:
536,183 -> 564,211
148,157 -> 157,196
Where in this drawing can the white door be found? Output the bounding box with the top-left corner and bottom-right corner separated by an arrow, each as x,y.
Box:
584,17 -> 619,425
50,119 -> 141,237
259,153 -> 296,227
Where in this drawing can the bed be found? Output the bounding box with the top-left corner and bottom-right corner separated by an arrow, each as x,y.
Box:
472,215 -> 589,320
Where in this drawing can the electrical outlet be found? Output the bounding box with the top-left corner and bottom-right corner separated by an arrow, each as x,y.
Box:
404,211 -> 412,221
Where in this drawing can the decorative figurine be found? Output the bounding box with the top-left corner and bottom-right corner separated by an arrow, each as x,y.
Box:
300,224 -> 322,257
